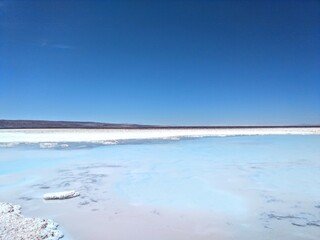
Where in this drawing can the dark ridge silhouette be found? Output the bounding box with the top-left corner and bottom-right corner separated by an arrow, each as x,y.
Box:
0,120 -> 319,129
0,120 -> 155,129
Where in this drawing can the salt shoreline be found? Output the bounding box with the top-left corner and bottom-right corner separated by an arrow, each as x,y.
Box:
0,127 -> 319,143
0,202 -> 63,240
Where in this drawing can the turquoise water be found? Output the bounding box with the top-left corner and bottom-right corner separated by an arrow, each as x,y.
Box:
0,135 -> 320,239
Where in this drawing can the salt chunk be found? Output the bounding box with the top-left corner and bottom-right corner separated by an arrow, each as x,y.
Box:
43,190 -> 80,200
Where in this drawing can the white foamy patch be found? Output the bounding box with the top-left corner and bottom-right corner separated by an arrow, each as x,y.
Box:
39,143 -> 69,149
0,127 -> 319,143
40,142 -> 59,148
92,140 -> 118,145
0,142 -> 19,147
160,137 -> 181,140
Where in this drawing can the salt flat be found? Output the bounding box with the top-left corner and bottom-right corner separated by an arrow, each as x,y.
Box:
0,127 -> 319,144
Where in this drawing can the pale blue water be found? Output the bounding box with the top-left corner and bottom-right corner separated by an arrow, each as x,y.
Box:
0,135 -> 320,239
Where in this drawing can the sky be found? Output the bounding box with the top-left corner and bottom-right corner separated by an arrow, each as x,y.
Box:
0,0 -> 319,126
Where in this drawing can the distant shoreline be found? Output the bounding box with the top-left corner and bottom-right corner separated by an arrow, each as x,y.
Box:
1,127 -> 319,144
1,120 -> 319,129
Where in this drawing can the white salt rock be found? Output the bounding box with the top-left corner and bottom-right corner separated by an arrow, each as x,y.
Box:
43,190 -> 80,200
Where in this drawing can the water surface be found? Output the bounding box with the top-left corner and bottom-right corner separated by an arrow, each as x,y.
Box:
0,136 -> 319,239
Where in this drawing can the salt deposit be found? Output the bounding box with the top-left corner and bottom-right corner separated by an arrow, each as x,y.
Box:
0,202 -> 63,240
43,190 -> 80,200
0,127 -> 319,144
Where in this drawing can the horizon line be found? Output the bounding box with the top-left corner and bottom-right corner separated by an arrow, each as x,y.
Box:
0,119 -> 319,129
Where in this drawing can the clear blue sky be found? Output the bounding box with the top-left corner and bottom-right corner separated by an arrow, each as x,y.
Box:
0,0 -> 319,125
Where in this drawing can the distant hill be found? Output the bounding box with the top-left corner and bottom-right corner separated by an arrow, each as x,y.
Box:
0,120 -> 319,129
0,120 -> 156,129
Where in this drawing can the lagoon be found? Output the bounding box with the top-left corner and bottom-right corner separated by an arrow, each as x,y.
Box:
0,135 -> 319,239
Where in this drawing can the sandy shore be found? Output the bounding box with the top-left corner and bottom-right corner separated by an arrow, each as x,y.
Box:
0,127 -> 319,144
